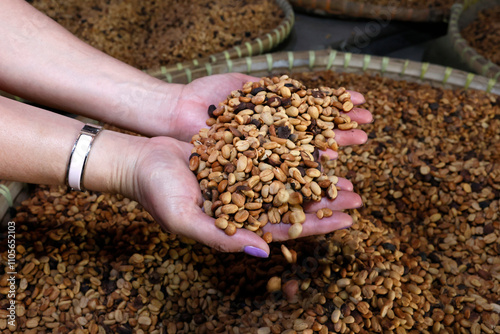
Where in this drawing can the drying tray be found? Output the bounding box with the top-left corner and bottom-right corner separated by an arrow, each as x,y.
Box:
2,49 -> 499,223
287,0 -> 454,22
447,0 -> 500,79
147,0 -> 295,74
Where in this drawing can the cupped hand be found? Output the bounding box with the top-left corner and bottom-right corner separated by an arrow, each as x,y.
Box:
168,73 -> 260,142
167,74 -> 373,144
130,131 -> 367,257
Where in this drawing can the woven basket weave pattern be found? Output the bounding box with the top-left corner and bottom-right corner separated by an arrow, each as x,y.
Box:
448,1 -> 500,79
147,0 -> 295,75
152,50 -> 500,95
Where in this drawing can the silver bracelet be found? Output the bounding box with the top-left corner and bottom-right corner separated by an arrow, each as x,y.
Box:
66,123 -> 103,191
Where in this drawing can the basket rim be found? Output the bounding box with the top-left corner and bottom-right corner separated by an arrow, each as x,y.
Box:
288,0 -> 452,22
145,0 -> 295,75
151,49 -> 500,95
0,181 -> 25,222
4,49 -> 499,220
448,2 -> 500,79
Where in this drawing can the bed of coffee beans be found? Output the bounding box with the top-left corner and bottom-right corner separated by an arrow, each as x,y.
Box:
29,0 -> 285,70
190,75 -> 357,241
461,5 -> 500,67
1,71 -> 498,334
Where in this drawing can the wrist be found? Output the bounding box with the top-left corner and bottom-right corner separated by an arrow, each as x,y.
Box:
82,129 -> 148,197
107,78 -> 184,137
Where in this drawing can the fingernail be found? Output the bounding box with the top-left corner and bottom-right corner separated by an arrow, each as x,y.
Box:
243,246 -> 269,258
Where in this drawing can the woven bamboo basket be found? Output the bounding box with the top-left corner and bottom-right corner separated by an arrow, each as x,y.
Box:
150,49 -> 500,95
2,50 -> 499,224
0,181 -> 28,225
147,0 -> 295,75
287,0 -> 454,22
30,0 -> 294,72
1,50 -> 500,333
447,0 -> 500,79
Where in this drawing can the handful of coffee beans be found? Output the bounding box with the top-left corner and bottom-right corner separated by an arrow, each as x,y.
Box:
189,75 -> 357,242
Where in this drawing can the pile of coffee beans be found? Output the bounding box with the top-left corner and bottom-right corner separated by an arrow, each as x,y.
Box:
190,75 -> 358,242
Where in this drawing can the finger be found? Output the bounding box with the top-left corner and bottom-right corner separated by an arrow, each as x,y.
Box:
175,206 -> 271,256
334,129 -> 368,146
336,177 -> 354,191
342,107 -> 373,124
299,212 -> 353,238
175,139 -> 198,161
348,91 -> 366,105
262,211 -> 353,241
318,149 -> 338,160
303,190 -> 363,212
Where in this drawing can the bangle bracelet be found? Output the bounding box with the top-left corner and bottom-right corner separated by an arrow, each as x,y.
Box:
66,123 -> 103,191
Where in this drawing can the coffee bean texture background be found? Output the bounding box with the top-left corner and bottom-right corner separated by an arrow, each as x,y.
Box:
1,70 -> 498,333
1,1 -> 499,333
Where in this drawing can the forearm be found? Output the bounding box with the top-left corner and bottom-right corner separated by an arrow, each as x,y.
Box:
0,0 -> 182,136
0,96 -> 144,195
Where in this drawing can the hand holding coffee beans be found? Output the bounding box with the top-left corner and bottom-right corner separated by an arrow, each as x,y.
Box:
190,75 -> 365,242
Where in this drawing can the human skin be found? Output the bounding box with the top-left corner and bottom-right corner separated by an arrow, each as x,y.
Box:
0,0 -> 373,257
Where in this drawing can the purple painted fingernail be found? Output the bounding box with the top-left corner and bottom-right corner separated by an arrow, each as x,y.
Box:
243,246 -> 269,258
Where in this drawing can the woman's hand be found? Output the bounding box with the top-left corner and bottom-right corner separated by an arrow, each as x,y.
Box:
124,84 -> 373,256
162,73 -> 260,142
126,133 -> 366,257
165,73 -> 373,144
